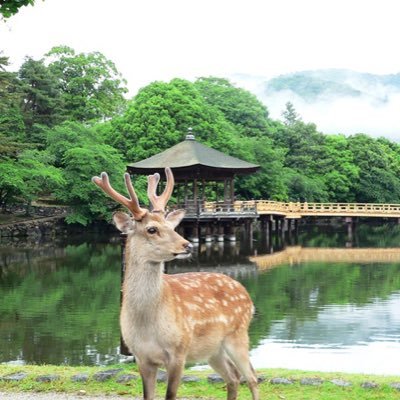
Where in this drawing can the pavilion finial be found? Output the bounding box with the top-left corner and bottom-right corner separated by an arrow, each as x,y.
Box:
185,127 -> 195,141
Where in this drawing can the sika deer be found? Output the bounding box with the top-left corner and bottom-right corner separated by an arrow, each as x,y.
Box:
92,168 -> 259,400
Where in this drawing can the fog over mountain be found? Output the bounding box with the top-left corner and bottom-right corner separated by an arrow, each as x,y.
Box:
231,69 -> 400,140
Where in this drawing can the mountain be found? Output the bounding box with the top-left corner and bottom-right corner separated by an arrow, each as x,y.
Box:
231,69 -> 400,139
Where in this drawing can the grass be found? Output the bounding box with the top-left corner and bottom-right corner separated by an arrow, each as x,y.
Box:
0,364 -> 400,399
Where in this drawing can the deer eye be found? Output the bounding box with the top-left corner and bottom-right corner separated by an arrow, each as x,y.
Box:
146,227 -> 158,235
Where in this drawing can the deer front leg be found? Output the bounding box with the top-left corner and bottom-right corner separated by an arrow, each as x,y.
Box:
165,357 -> 185,400
138,361 -> 158,400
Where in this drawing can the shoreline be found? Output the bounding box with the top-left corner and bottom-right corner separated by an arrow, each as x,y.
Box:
1,363 -> 400,399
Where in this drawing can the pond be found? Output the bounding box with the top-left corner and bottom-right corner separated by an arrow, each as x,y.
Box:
0,222 -> 400,375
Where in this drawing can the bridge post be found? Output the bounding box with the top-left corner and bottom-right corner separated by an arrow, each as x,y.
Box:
244,219 -> 254,246
205,223 -> 213,243
190,221 -> 200,243
345,217 -> 354,245
259,216 -> 272,252
217,224 -> 225,242
227,223 -> 237,242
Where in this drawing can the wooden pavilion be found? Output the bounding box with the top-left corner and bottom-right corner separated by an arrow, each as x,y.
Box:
127,130 -> 260,241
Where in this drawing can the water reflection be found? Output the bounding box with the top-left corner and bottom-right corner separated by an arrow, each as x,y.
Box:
0,223 -> 400,374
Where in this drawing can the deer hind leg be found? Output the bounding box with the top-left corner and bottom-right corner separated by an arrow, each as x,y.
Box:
138,361 -> 158,400
208,349 -> 241,400
223,332 -> 259,400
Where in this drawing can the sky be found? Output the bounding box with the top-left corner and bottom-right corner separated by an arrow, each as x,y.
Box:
2,0 -> 400,137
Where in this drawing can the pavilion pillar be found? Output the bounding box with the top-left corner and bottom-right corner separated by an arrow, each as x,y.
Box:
194,179 -> 199,213
224,178 -> 229,203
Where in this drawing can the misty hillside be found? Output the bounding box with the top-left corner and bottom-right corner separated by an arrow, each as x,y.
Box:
231,69 -> 400,139
265,69 -> 400,103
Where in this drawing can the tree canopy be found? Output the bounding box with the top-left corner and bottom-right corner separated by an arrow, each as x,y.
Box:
0,0 -> 36,18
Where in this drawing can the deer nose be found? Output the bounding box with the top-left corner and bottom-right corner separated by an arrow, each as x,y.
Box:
183,241 -> 193,253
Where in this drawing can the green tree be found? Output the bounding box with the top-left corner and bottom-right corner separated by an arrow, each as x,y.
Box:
105,78 -> 239,162
42,121 -> 130,224
0,55 -> 25,140
348,134 -> 400,203
56,143 -> 127,225
194,77 -> 272,137
18,57 -> 64,136
45,46 -> 128,122
282,101 -> 301,126
0,150 -> 63,212
0,0 -> 36,18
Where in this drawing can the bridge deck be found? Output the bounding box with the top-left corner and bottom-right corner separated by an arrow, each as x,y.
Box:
196,201 -> 400,219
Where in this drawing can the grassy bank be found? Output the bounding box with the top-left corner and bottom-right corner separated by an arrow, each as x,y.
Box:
1,364 -> 400,399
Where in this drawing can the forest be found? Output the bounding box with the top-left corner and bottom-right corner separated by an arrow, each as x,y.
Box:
2,46 -> 400,225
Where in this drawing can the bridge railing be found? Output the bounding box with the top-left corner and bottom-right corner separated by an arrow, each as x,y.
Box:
179,200 -> 400,218
254,201 -> 400,215
201,201 -> 257,215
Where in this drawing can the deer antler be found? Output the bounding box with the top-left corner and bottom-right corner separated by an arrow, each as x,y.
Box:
147,167 -> 175,212
92,172 -> 147,221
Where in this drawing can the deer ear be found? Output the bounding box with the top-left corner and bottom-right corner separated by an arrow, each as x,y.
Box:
166,209 -> 185,228
113,211 -> 134,233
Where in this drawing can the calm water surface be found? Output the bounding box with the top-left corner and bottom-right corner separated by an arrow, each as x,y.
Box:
1,223 -> 400,374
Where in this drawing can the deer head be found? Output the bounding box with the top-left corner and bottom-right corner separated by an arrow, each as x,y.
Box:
92,168 -> 192,262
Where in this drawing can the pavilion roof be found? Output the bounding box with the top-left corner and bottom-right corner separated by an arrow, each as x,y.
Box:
127,134 -> 259,178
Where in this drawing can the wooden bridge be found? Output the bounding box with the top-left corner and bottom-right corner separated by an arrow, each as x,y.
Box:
197,200 -> 400,219
250,246 -> 400,270
179,200 -> 400,242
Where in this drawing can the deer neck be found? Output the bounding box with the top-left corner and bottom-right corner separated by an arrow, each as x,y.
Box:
122,238 -> 164,315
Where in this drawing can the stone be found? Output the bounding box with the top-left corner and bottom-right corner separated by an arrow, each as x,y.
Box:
207,373 -> 224,383
93,368 -> 123,382
300,377 -> 324,386
1,372 -> 28,381
116,374 -> 138,383
240,375 -> 266,384
270,377 -> 293,385
71,373 -> 89,382
330,379 -> 352,387
157,370 -> 168,382
257,374 -> 267,383
389,382 -> 400,391
181,375 -> 201,383
361,381 -> 379,389
36,374 -> 60,382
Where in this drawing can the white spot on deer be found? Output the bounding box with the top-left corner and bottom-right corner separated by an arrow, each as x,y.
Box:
184,302 -> 200,311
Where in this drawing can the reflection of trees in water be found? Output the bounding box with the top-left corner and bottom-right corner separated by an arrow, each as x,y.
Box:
0,241 -> 121,365
297,221 -> 400,248
1,222 -> 400,365
243,261 -> 400,348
